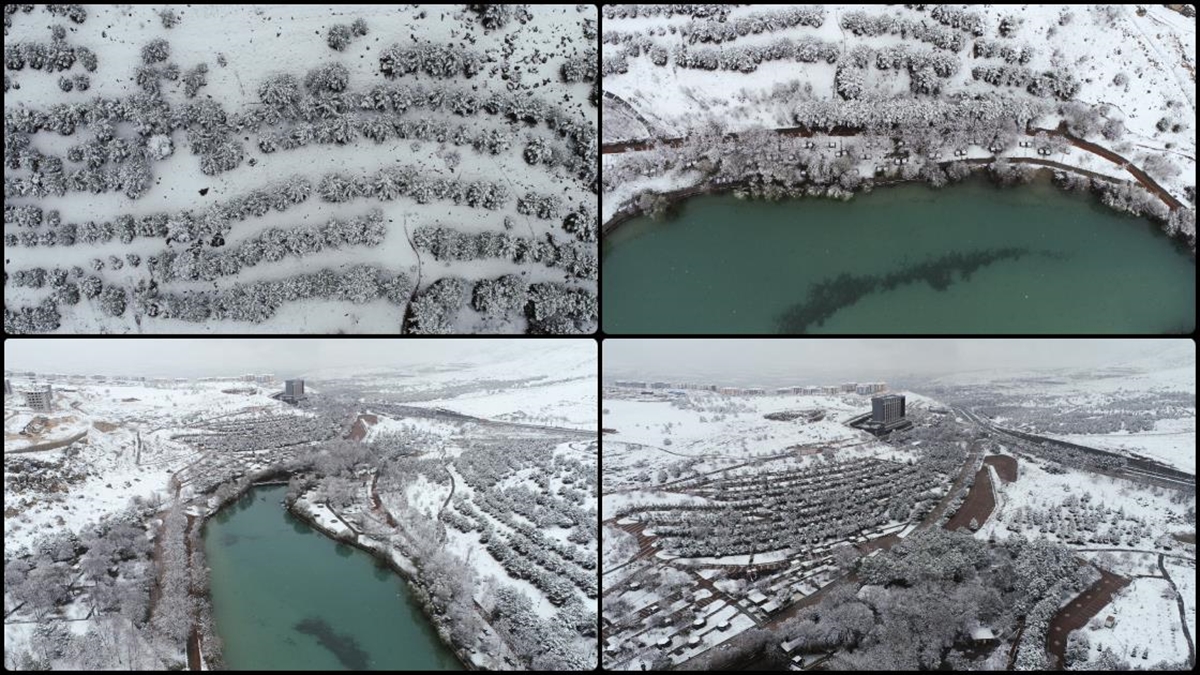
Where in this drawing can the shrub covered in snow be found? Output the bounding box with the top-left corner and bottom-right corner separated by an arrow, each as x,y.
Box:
407,277 -> 469,334
141,38 -> 170,65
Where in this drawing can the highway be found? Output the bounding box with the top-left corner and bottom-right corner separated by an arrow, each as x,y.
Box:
954,407 -> 1195,491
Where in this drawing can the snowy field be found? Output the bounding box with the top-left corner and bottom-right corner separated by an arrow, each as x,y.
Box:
5,4 -> 598,334
978,456 -> 1192,551
1162,558 -> 1196,646
935,343 -> 1196,476
1049,417 -> 1196,476
1080,577 -> 1191,666
4,379 -> 287,556
601,388 -> 936,495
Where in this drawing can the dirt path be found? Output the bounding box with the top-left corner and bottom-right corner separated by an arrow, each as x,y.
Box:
1035,122 -> 1184,211
1045,568 -> 1131,668
943,467 -> 996,532
983,454 -> 1017,483
185,513 -> 200,671
1158,553 -> 1196,668
345,413 -> 378,442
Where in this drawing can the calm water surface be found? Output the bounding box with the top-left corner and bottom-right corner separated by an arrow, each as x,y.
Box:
205,486 -> 462,671
602,179 -> 1195,333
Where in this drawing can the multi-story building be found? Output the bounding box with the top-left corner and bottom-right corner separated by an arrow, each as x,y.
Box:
4,379 -> 12,397
284,379 -> 305,400
841,382 -> 857,392
872,394 -> 906,425
22,385 -> 53,412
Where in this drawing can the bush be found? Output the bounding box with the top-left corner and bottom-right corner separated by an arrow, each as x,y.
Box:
472,275 -> 528,319
351,18 -> 368,36
141,38 -> 170,65
258,73 -> 302,112
304,62 -> 349,93
469,4 -> 528,30
407,277 -> 469,334
159,9 -> 179,29
326,24 -> 353,51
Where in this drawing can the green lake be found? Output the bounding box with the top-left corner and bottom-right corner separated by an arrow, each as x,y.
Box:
602,179 -> 1196,333
204,485 -> 462,671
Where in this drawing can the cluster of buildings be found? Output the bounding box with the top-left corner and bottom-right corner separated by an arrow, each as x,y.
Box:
241,374 -> 276,384
610,380 -> 888,397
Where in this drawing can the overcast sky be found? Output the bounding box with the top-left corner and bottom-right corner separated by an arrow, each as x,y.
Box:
4,340 -> 572,378
604,339 -> 1193,386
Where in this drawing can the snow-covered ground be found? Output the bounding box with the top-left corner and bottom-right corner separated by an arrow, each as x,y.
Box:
978,457 -> 1191,551
4,380 -> 288,556
1048,417 -> 1196,475
1080,577 -> 1191,666
602,4 -> 1196,226
602,388 -> 930,497
1162,558 -> 1196,646
6,4 -> 597,334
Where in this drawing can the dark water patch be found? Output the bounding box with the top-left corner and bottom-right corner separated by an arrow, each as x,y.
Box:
206,485 -> 462,670
335,542 -> 353,558
777,247 -> 1045,333
295,617 -> 371,671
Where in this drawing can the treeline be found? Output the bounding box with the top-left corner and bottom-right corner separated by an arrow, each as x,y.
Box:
407,277 -> 597,334
840,10 -> 966,51
412,226 -> 597,280
153,209 -> 385,282
678,6 -> 825,44
672,37 -> 839,73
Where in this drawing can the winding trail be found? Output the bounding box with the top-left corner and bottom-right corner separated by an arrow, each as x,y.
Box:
1157,553 -> 1196,667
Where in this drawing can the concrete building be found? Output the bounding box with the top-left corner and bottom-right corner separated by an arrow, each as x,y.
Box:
841,382 -> 857,392
746,388 -> 766,395
872,394 -> 906,425
22,385 -> 53,412
4,379 -> 11,397
284,379 -> 305,401
649,381 -> 669,390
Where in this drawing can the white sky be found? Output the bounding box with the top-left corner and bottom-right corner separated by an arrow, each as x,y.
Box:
603,339 -> 1194,386
4,339 -> 583,378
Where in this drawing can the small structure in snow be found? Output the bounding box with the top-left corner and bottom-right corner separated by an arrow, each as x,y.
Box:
747,590 -> 769,605
1105,615 -> 1116,628
970,626 -> 997,644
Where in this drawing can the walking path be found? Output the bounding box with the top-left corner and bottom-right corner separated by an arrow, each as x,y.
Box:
601,120 -> 1184,224
1045,568 -> 1131,668
1157,553 -> 1196,668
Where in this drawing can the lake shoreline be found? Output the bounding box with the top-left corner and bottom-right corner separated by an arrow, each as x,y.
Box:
602,164 -> 1195,257
194,477 -> 475,671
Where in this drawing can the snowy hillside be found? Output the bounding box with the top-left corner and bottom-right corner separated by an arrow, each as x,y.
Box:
5,4 -> 598,334
602,4 -> 1195,243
